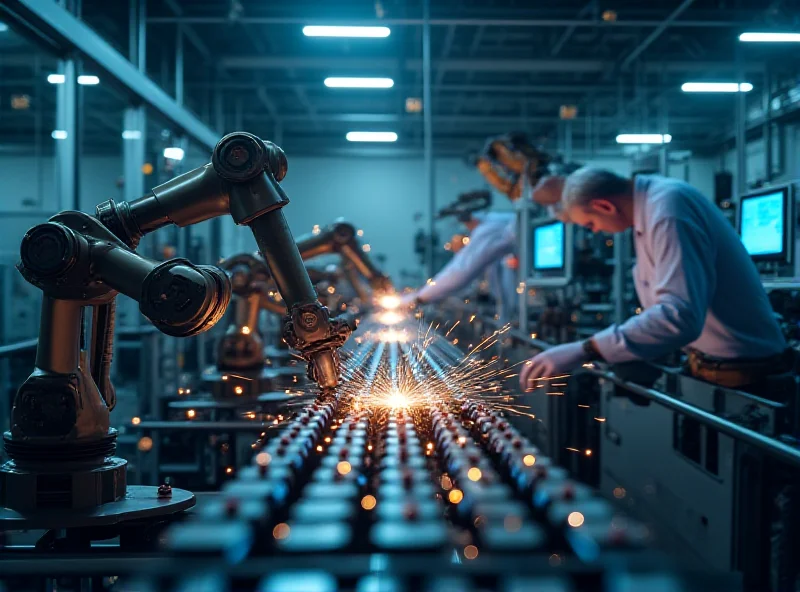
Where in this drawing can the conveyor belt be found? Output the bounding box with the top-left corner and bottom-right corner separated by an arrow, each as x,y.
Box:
0,316 -> 739,591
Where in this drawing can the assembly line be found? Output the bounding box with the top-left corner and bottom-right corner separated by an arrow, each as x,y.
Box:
0,2 -> 799,592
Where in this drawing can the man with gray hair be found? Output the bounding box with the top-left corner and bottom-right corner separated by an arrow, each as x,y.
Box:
520,166 -> 791,399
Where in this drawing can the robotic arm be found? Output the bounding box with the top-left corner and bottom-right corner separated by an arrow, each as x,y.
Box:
471,132 -> 553,201
436,190 -> 492,223
295,220 -> 393,296
14,212 -> 230,441
95,132 -> 352,390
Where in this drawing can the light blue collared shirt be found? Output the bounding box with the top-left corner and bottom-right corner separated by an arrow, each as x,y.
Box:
593,175 -> 786,363
417,212 -> 517,305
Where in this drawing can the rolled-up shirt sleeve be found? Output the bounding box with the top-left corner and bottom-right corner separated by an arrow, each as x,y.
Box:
592,216 -> 716,363
417,221 -> 516,304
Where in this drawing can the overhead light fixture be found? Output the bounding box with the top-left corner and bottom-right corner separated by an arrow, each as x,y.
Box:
682,82 -> 753,93
303,25 -> 390,38
47,74 -> 65,84
122,130 -> 142,140
51,130 -> 68,140
77,75 -> 100,85
616,134 -> 672,145
163,146 -> 185,160
739,32 -> 800,43
0,22 -> 9,33
324,77 -> 394,88
346,131 -> 398,142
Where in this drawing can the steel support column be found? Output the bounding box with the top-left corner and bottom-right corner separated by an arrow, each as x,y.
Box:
735,45 -> 747,195
422,0 -> 435,278
2,0 -> 218,149
123,107 -> 146,204
763,69 -> 772,183
175,25 -> 184,106
55,58 -> 79,211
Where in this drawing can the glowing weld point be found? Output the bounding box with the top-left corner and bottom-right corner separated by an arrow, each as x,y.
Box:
594,417 -> 606,422
241,326 -> 251,335
361,495 -> 377,510
568,511 -> 585,527
448,489 -> 464,504
378,294 -> 401,310
467,467 -> 482,481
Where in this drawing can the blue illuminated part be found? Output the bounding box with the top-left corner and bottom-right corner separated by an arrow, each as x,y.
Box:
566,531 -> 601,563
534,222 -> 565,270
271,481 -> 290,504
533,490 -> 549,508
226,530 -> 253,564
740,191 -> 785,256
357,474 -> 368,487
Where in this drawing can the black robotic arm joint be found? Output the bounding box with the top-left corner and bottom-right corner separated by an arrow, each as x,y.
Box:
140,259 -> 231,338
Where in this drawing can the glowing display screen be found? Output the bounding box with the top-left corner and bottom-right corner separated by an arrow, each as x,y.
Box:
533,222 -> 565,270
740,191 -> 785,256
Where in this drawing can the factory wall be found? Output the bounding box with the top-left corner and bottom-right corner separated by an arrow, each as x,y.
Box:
0,152 -> 719,283
717,123 -> 800,195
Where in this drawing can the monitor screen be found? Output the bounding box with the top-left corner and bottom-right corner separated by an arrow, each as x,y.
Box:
740,190 -> 786,257
533,222 -> 565,270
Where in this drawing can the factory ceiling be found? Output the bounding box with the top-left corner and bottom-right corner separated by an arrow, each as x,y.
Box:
0,0 -> 797,157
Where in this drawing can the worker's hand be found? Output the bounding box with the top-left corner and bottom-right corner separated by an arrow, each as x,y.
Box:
519,341 -> 585,391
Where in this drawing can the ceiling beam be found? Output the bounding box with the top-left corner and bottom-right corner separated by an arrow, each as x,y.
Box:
146,16 -> 741,28
620,0 -> 697,71
552,0 -> 597,57
1,0 -> 219,150
218,56 -> 765,74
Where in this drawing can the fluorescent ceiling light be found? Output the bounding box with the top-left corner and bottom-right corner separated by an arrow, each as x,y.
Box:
324,77 -> 394,88
77,75 -> 100,85
0,22 -> 9,33
163,146 -> 185,160
47,74 -> 65,84
616,134 -> 672,145
122,130 -> 142,140
346,131 -> 398,142
682,82 -> 753,93
303,25 -> 390,38
51,130 -> 68,140
739,32 -> 800,42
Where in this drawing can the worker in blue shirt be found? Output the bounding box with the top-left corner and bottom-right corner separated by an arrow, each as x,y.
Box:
403,212 -> 517,318
520,167 -> 793,398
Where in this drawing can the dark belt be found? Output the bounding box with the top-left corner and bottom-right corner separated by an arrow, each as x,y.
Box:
687,347 -> 796,389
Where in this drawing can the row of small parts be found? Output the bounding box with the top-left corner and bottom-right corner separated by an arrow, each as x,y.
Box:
460,401 -> 649,556
163,400 -> 340,559
430,405 -> 548,553
140,569 -> 699,592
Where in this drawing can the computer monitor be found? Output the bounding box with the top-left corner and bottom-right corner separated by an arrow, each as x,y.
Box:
533,221 -> 565,270
528,219 -> 572,287
738,184 -> 795,264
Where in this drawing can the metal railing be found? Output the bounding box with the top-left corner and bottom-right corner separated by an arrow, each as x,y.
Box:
461,309 -> 800,469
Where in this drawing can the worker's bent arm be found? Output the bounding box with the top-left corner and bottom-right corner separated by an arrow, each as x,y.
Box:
417,222 -> 516,304
592,216 -> 716,363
